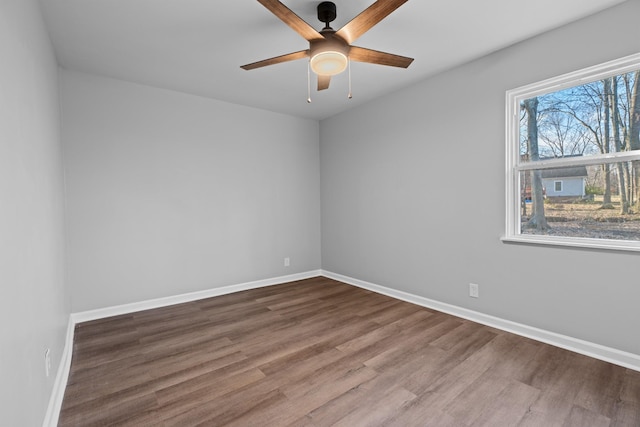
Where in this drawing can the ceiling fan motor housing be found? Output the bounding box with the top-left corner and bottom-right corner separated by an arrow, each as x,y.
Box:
317,1 -> 337,27
310,31 -> 349,56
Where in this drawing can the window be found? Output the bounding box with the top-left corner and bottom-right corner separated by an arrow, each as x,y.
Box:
554,181 -> 562,193
505,53 -> 640,251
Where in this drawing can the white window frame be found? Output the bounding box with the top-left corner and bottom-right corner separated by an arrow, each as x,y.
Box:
554,181 -> 562,193
504,52 -> 640,252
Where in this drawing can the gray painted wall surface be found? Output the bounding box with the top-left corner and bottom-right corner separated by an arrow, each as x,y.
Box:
0,0 -> 69,424
320,1 -> 640,355
62,71 -> 321,312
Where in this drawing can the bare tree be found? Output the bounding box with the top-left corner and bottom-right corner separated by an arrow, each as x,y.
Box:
628,72 -> 640,207
523,98 -> 549,230
537,92 -> 591,158
601,79 -> 613,207
554,82 -> 613,206
607,77 -> 629,213
538,108 -> 590,157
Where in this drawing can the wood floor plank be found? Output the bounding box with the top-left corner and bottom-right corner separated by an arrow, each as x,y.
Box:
207,389 -> 291,427
259,346 -> 346,380
224,366 -> 380,427
563,405 -> 612,427
331,385 -> 417,427
470,380 -> 540,426
518,391 -> 575,427
382,392 -> 463,426
614,369 -> 640,426
621,368 -> 640,402
145,349 -> 248,389
58,277 -> 640,426
159,386 -> 285,426
412,333 -> 517,399
516,343 -> 576,390
612,400 -> 640,427
442,370 -> 512,425
304,351 -> 430,426
363,317 -> 461,372
59,388 -> 159,426
574,359 -> 627,418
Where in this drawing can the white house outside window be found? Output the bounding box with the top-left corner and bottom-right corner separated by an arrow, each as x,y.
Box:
505,53 -> 640,251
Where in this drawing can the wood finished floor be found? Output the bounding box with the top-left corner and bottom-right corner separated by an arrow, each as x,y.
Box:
59,277 -> 640,426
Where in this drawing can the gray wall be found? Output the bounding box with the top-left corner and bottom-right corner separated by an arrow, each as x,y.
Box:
0,0 -> 69,424
62,71 -> 321,312
321,0 -> 640,356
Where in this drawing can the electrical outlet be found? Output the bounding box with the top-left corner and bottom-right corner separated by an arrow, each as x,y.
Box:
284,257 -> 290,267
44,349 -> 51,377
469,283 -> 479,298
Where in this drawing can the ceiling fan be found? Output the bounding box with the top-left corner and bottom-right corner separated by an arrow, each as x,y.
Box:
240,0 -> 413,92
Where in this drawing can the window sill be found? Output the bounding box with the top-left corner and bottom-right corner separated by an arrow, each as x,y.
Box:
501,234 -> 640,253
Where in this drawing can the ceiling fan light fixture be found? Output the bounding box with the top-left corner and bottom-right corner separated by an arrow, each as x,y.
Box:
310,50 -> 348,76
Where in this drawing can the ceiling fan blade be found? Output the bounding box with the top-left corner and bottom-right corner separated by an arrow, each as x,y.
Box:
257,0 -> 325,42
317,75 -> 331,91
241,50 -> 309,70
335,0 -> 409,45
349,46 -> 413,68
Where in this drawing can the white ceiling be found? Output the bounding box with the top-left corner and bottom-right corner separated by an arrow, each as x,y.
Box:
40,0 -> 627,120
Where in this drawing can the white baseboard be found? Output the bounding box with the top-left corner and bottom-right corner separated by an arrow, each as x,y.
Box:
43,269 -> 321,426
321,270 -> 640,372
42,317 -> 75,427
71,270 -> 322,324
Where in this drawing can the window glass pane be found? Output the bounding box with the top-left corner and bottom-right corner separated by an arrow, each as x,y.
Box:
519,161 -> 640,240
519,71 -> 640,161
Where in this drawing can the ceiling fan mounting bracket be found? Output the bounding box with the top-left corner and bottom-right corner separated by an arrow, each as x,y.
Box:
317,1 -> 337,29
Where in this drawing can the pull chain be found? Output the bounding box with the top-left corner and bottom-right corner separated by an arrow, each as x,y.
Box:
348,58 -> 352,99
307,60 -> 312,103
